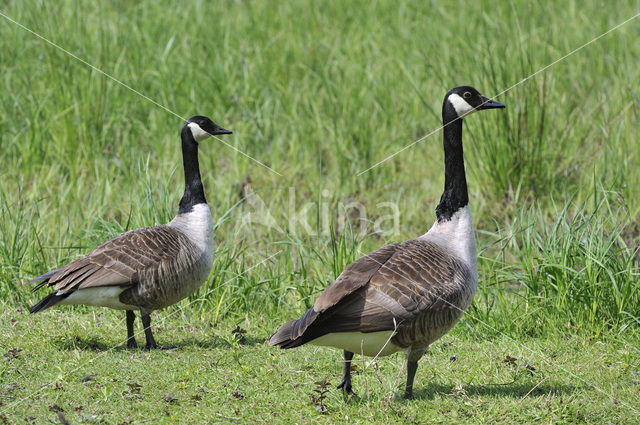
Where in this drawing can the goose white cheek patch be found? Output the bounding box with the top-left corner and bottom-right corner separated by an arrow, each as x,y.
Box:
188,122 -> 212,142
448,93 -> 476,117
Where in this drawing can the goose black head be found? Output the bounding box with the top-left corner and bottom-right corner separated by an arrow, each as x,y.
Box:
185,116 -> 232,142
444,86 -> 505,120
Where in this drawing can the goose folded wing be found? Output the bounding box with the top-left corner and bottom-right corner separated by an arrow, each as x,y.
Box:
270,243 -> 400,345
315,239 -> 472,333
313,242 -> 401,312
45,227 -> 190,293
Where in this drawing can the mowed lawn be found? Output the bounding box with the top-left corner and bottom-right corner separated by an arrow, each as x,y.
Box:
1,0 -> 639,423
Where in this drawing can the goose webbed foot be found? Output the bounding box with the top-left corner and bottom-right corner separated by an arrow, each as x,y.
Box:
337,378 -> 355,395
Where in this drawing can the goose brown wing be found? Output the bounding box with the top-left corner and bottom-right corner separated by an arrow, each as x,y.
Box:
269,243 -> 399,347
324,239 -> 472,333
313,242 -> 401,311
40,226 -> 192,293
270,239 -> 471,348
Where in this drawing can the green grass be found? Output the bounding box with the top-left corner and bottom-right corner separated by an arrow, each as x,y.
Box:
1,0 -> 640,422
1,307 -> 639,424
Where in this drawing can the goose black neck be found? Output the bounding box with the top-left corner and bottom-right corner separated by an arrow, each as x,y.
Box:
435,104 -> 468,222
178,127 -> 207,214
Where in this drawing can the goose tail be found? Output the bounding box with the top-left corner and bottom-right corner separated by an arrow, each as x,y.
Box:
269,308 -> 320,349
26,267 -> 63,290
29,292 -> 70,313
269,319 -> 301,348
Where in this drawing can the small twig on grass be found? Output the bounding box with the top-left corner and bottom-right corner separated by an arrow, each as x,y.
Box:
361,340 -> 370,405
520,377 -> 548,402
215,413 -> 240,421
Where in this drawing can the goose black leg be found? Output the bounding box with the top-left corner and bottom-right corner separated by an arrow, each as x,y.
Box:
141,314 -> 158,349
404,360 -> 418,399
126,310 -> 138,348
337,350 -> 355,395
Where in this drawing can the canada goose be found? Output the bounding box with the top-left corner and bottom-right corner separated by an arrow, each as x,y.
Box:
270,86 -> 505,398
28,116 -> 232,349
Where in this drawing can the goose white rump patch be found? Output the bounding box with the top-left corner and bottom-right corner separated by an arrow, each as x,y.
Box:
59,287 -> 137,310
310,331 -> 403,357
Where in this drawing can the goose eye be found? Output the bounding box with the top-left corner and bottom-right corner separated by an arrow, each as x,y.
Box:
463,92 -> 471,99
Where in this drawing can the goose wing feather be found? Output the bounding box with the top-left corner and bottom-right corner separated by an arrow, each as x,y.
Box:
313,243 -> 400,311
271,239 -> 471,347
325,239 -> 471,331
39,226 -> 192,293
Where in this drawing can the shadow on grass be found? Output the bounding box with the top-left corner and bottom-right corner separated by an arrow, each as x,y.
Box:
338,381 -> 573,406
55,334 -> 266,351
55,336 -> 121,351
170,335 -> 266,349
401,381 -> 574,402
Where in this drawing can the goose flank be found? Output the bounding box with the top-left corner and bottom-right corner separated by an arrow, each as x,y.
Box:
269,86 -> 505,398
27,116 -> 232,349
